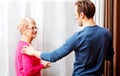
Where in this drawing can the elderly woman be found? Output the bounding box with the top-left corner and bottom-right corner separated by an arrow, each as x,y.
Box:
15,17 -> 50,76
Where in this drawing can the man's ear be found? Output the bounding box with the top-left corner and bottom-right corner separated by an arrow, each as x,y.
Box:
80,12 -> 84,18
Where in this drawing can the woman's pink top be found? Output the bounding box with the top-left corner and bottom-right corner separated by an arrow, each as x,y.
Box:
15,40 -> 44,76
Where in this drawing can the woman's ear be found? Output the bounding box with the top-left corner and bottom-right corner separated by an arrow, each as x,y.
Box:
21,29 -> 26,35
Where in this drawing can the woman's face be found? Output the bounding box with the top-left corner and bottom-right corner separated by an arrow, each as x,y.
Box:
25,22 -> 38,39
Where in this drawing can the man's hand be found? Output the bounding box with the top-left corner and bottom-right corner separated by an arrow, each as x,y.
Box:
41,60 -> 51,69
22,45 -> 35,56
22,45 -> 40,58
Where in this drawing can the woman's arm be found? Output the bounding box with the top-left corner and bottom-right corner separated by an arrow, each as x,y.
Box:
22,54 -> 44,76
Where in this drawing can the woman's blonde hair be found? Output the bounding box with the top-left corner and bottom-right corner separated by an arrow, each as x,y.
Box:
17,17 -> 36,35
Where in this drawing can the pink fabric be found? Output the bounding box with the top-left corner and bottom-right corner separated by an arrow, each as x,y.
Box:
15,40 -> 44,76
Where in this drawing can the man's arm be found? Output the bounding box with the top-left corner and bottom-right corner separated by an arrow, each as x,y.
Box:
22,33 -> 78,62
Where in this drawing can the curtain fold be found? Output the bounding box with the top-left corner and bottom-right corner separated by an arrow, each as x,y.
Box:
104,0 -> 114,76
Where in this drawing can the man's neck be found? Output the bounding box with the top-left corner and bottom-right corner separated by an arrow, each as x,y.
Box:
83,18 -> 96,27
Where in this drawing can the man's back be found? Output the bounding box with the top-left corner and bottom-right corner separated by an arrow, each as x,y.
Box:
73,25 -> 114,76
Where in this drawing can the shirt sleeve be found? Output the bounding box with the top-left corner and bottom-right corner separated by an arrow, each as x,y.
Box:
22,54 -> 44,76
40,33 -> 78,62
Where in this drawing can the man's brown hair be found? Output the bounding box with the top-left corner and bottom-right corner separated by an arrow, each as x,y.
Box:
75,0 -> 95,19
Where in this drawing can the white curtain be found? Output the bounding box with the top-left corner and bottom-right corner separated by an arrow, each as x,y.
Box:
0,0 -> 104,76
91,0 -> 104,27
0,0 -> 44,76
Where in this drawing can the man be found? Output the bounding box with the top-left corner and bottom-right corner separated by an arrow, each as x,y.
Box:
22,0 -> 114,76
